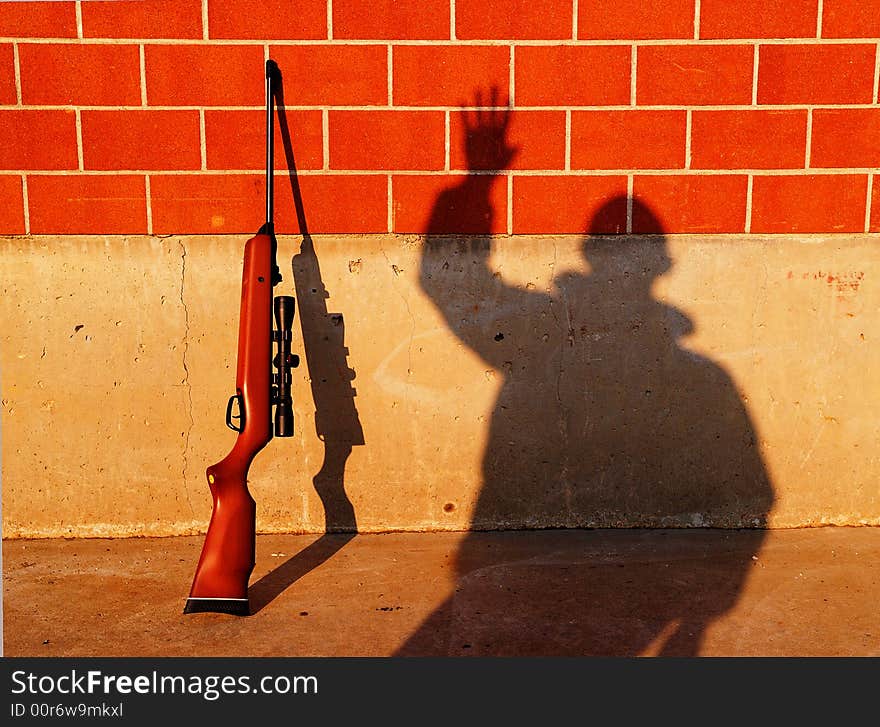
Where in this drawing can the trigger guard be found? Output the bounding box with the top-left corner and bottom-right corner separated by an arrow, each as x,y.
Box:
225,394 -> 245,432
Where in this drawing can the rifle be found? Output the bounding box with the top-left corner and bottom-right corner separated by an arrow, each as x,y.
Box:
184,59 -> 298,616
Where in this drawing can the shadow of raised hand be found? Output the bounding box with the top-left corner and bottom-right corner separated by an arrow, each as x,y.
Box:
462,87 -> 518,172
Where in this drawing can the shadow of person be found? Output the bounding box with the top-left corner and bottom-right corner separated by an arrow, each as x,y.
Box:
248,64 -> 362,614
396,96 -> 774,655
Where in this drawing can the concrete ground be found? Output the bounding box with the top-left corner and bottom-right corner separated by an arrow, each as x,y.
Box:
3,528 -> 878,656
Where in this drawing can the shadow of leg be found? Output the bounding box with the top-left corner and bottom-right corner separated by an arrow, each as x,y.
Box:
658,619 -> 709,657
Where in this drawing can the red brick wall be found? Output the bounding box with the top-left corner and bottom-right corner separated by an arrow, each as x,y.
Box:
1,0 -> 878,234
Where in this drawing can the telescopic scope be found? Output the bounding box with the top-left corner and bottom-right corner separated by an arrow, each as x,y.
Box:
273,295 -> 298,437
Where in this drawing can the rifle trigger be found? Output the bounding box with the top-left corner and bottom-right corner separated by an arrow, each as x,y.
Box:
225,393 -> 245,432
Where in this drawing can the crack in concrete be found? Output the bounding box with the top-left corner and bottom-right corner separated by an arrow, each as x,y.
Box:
547,241 -> 571,513
380,239 -> 416,410
547,241 -> 566,410
178,239 -> 196,518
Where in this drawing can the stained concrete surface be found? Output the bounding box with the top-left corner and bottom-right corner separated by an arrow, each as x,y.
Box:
3,234 -> 879,538
3,528 -> 878,656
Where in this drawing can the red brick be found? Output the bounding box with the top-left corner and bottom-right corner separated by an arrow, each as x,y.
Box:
205,110 -> 323,171
637,45 -> 753,105
758,44 -> 876,104
811,109 -> 880,168
691,110 -> 807,169
571,110 -> 686,169
82,0 -> 203,39
0,44 -> 15,104
329,111 -> 445,170
274,175 -> 388,233
145,45 -> 264,106
151,173 -> 387,233
450,110 -> 565,170
577,0 -> 693,40
632,175 -> 748,233
513,176 -> 628,233
150,174 -> 265,233
394,46 -> 510,107
269,45 -> 387,106
751,174 -> 867,232
0,176 -> 25,234
457,0 -> 572,40
28,175 -> 147,233
822,0 -> 880,38
333,0 -> 449,40
700,0 -> 818,39
516,46 -> 631,106
394,174 -> 508,234
19,44 -> 141,106
209,0 -> 326,40
81,111 -> 201,171
0,2 -> 76,37
0,110 -> 77,170
871,179 -> 880,232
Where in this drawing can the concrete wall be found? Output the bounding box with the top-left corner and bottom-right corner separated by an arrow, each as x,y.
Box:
2,233 -> 878,537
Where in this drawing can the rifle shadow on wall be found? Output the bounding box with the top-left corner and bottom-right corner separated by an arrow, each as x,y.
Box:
396,95 -> 775,655
248,70 -> 363,615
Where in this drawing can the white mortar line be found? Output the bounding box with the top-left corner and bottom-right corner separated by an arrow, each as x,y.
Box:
75,109 -> 84,170
387,45 -> 393,105
816,0 -> 824,39
506,173 -> 513,234
873,43 -> 880,103
145,175 -> 153,234
202,0 -> 209,40
630,46 -> 637,106
626,175 -> 633,233
745,174 -> 753,232
685,109 -> 692,169
694,0 -> 701,40
322,109 -> 329,169
263,43 -> 269,62
4,37 -> 880,46
450,0 -> 456,41
12,42 -> 21,105
21,174 -> 29,235
865,173 -> 874,233
444,110 -> 450,170
752,45 -> 760,105
139,45 -> 147,106
386,175 -> 393,232
199,109 -> 207,169
8,169 -> 879,181
75,1 -> 83,39
572,0 -> 578,40
328,0 -> 334,41
6,168 -> 878,177
509,45 -> 515,105
5,103 -> 880,111
564,109 -> 571,170
805,108 -> 813,168
14,233 -> 879,242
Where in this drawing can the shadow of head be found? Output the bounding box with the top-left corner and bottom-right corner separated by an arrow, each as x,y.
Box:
579,194 -> 673,281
